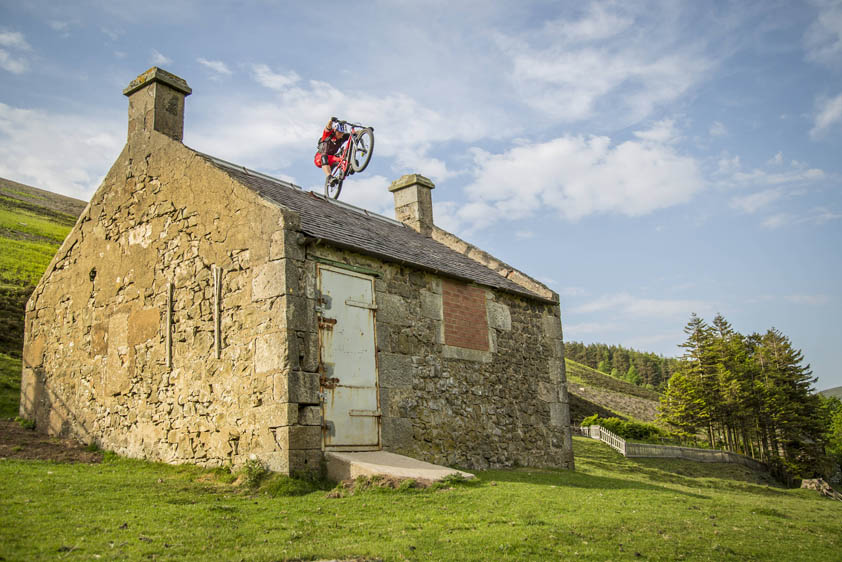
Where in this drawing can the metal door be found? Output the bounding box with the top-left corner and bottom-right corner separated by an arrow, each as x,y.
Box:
317,265 -> 380,449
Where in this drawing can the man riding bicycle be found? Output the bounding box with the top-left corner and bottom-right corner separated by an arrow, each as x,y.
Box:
315,117 -> 351,187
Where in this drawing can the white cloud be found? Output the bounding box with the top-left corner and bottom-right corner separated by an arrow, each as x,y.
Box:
497,6 -> 713,124
49,20 -> 74,36
709,121 -> 728,137
0,102 -> 122,200
559,286 -> 587,298
804,0 -> 842,67
717,155 -> 741,174
761,207 -> 842,229
327,174 -> 394,216
762,213 -> 792,229
447,121 -> 703,231
514,230 -> 534,240
624,332 -> 680,349
197,57 -> 232,78
544,3 -> 634,42
101,27 -> 121,41
0,31 -> 30,50
784,294 -> 831,306
150,49 -> 172,66
810,92 -> 842,138
251,64 -> 300,90
633,119 -> 680,144
717,153 -> 825,189
571,292 -> 710,319
0,31 -> 31,74
192,66 -> 489,184
730,188 -> 785,213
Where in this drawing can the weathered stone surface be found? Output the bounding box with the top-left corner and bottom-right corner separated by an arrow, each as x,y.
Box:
487,301 -> 511,332
23,335 -> 45,367
287,371 -> 319,405
251,260 -> 287,301
379,353 -> 413,388
298,405 -> 321,426
376,293 -> 411,327
288,449 -> 323,474
275,425 -> 321,450
442,345 -> 492,363
249,403 -> 297,427
381,417 -> 414,448
254,332 -> 286,374
128,307 -> 160,346
420,289 -> 442,320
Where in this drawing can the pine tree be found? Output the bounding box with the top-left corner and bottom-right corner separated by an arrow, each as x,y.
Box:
626,364 -> 641,385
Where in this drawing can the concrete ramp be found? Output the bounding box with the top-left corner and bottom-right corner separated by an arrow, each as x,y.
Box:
325,450 -> 475,483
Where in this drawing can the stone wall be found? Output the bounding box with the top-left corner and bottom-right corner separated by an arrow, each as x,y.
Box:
20,129 -> 317,474
307,245 -> 574,470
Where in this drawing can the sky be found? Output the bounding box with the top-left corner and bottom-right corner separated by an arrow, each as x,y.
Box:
1,1 -> 840,390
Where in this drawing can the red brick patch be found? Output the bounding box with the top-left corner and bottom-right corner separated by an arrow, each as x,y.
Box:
442,279 -> 488,351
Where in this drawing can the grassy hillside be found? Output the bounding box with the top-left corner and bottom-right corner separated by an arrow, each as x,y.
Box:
820,386 -> 842,400
1,436 -> 839,560
0,176 -> 86,417
566,358 -> 661,424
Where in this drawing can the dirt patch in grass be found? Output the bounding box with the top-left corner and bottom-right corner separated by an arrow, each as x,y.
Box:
0,419 -> 102,463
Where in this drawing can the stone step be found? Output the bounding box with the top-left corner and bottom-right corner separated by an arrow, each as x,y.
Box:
325,450 -> 475,483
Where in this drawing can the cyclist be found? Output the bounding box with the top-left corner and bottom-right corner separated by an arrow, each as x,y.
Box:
314,117 -> 351,187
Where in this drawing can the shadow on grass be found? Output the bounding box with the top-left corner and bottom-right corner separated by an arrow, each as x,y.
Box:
572,437 -> 786,497
476,468 -> 709,499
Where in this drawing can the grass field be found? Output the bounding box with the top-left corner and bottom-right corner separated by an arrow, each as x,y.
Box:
1,437 -> 839,561
0,353 -> 21,418
0,177 -> 85,364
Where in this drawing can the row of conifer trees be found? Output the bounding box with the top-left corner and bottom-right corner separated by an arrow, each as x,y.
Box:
658,313 -> 827,475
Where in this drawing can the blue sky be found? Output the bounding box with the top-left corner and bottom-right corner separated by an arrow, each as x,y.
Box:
1,1 -> 840,390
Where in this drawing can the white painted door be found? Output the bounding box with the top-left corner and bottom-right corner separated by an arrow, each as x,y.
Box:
318,265 -> 380,449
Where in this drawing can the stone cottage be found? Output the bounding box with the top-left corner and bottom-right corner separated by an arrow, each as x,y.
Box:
20,67 -> 574,474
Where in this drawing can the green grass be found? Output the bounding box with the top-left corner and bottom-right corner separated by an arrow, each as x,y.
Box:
0,206 -> 74,243
566,358 -> 661,401
3,188 -> 46,201
0,353 -> 21,418
0,237 -> 62,286
1,438 -> 839,561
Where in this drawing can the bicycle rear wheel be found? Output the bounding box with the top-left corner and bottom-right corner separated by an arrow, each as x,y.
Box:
324,168 -> 344,199
350,128 -> 374,173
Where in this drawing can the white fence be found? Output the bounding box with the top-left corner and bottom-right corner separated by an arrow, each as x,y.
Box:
581,425 -> 767,472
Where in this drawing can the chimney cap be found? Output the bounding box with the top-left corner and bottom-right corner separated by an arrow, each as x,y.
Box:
389,173 -> 435,192
123,67 -> 192,97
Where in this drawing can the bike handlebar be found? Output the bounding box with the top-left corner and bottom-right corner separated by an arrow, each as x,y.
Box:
335,119 -> 373,132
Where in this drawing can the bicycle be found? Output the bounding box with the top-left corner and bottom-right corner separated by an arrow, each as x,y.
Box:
323,119 -> 375,199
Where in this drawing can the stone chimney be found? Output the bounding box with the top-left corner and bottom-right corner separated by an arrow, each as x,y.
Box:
389,174 -> 435,237
123,67 -> 192,141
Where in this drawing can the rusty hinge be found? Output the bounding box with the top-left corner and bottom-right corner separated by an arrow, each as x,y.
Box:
318,317 -> 337,329
319,375 -> 340,389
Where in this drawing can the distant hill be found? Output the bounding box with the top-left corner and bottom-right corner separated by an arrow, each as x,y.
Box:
565,358 -> 661,424
820,386 -> 842,400
0,177 -> 86,359
0,177 -> 87,218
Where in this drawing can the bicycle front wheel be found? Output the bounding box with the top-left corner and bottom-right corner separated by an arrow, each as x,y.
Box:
350,128 -> 374,173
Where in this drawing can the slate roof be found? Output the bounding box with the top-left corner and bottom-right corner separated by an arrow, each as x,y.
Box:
201,153 -> 550,302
